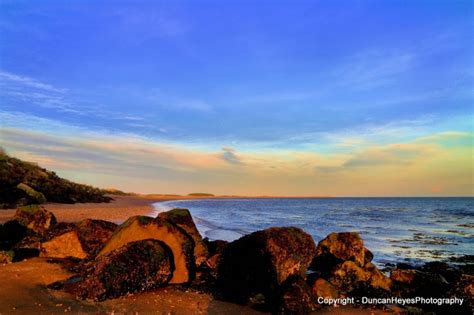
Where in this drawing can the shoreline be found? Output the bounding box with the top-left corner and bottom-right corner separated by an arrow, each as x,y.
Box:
0,194 -> 202,224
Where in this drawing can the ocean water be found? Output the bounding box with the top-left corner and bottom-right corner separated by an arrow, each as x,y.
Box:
153,197 -> 473,266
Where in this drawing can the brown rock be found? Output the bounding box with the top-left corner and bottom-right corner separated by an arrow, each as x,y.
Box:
0,250 -> 14,264
216,227 -> 316,306
312,278 -> 339,299
278,275 -> 319,314
365,262 -> 392,291
390,269 -> 417,284
98,215 -> 194,284
390,268 -> 449,297
311,232 -> 367,274
40,220 -> 117,259
75,219 -> 117,255
14,205 -> 56,234
0,220 -> 28,250
12,235 -> 42,260
158,208 -> 209,266
65,239 -> 173,301
41,230 -> 87,259
330,261 -> 391,293
205,253 -> 221,270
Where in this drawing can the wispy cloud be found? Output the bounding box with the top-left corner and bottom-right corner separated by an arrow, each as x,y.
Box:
333,50 -> 415,90
0,70 -> 68,93
220,147 -> 243,165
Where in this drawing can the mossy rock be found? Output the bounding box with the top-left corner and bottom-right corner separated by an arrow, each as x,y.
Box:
64,239 -> 173,301
99,216 -> 195,284
158,208 -> 209,267
329,261 -> 392,293
310,232 -> 368,275
216,227 -> 316,306
14,205 -> 57,234
0,250 -> 14,264
16,183 -> 47,204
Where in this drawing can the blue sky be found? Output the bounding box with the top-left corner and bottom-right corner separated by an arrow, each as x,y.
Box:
0,1 -> 473,195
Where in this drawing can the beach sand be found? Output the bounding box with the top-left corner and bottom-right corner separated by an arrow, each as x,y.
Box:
0,257 -> 264,315
0,194 -> 199,224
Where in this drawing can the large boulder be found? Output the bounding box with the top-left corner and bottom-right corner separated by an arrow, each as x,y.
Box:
158,208 -> 209,266
216,227 -> 316,306
63,239 -> 173,301
13,205 -> 56,234
40,219 -> 117,259
98,216 -> 195,284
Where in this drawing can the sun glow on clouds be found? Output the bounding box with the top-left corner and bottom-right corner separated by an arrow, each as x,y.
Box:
0,112 -> 472,196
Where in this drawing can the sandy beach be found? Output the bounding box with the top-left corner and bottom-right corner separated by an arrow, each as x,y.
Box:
0,194 -> 201,224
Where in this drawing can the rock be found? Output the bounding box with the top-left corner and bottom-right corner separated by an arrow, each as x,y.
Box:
278,275 -> 319,314
98,216 -> 195,284
205,253 -> 221,271
0,220 -> 29,250
0,250 -> 14,264
40,220 -> 117,259
204,238 -> 228,256
14,205 -> 56,234
421,261 -> 462,284
390,269 -> 417,284
364,262 -> 392,291
364,248 -> 374,264
446,274 -> 474,314
65,239 -> 173,301
330,261 -> 392,293
16,183 -> 47,204
311,232 -> 367,275
74,219 -> 117,255
158,208 -> 209,266
390,268 -> 449,297
12,235 -> 42,260
41,229 -> 88,259
216,227 -> 316,306
312,278 -> 339,299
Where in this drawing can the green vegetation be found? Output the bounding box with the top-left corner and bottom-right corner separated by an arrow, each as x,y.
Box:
187,193 -> 214,197
0,150 -> 112,209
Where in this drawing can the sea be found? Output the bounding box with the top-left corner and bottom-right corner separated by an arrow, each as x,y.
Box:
153,197 -> 473,267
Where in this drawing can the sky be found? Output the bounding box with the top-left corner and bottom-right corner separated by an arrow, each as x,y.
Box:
0,0 -> 473,196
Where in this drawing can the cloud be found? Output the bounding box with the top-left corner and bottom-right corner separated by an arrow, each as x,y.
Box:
0,112 -> 471,196
0,70 -> 68,93
333,50 -> 415,90
220,147 -> 243,165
